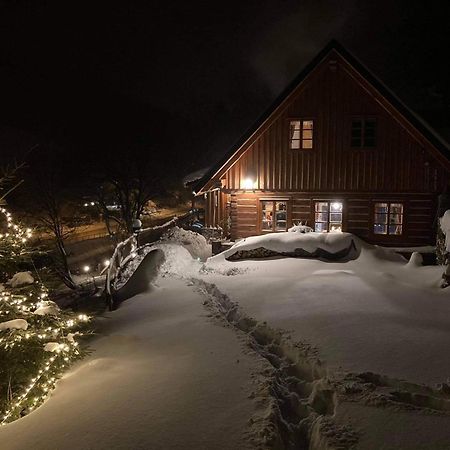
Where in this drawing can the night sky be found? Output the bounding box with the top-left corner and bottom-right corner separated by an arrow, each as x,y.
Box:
1,1 -> 450,179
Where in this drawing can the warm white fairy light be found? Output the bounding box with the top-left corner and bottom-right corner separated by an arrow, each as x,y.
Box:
0,208 -> 90,425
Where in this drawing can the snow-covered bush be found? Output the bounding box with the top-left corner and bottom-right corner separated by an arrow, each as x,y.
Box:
160,226 -> 211,261
6,271 -> 34,288
219,232 -> 359,261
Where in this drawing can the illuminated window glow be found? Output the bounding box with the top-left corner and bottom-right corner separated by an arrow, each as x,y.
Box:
314,201 -> 343,232
290,119 -> 314,149
261,200 -> 288,232
374,202 -> 403,235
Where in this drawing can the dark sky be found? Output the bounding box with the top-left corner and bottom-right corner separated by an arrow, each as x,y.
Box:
1,1 -> 450,177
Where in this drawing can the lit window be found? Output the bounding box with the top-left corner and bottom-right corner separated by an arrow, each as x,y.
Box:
374,203 -> 403,235
314,201 -> 343,232
351,118 -> 376,147
290,120 -> 314,149
261,201 -> 288,232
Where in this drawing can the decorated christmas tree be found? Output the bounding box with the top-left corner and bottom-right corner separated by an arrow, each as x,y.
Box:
0,207 -> 90,424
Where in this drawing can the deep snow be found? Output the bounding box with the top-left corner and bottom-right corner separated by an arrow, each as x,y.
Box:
2,230 -> 450,449
0,278 -> 259,450
204,234 -> 450,385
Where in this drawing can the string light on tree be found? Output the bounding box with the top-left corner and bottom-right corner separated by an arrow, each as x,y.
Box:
0,208 -> 90,424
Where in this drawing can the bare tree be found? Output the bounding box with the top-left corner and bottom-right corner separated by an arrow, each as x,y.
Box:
97,154 -> 163,236
35,178 -> 78,289
19,145 -> 80,289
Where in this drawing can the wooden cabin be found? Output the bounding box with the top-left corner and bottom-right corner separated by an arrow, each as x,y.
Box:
195,40 -> 450,246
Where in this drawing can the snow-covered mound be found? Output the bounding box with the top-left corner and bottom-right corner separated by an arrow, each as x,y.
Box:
7,271 -> 34,287
219,232 -> 359,261
160,226 -> 211,261
288,224 -> 313,233
440,210 -> 450,252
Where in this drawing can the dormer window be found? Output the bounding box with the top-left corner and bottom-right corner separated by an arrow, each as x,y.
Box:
290,119 -> 314,149
351,118 -> 376,147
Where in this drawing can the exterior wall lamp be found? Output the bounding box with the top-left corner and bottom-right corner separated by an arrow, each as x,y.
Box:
242,177 -> 255,190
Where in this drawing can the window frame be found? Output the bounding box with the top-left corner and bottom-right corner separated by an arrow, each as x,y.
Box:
372,201 -> 405,237
313,200 -> 344,233
350,117 -> 377,149
289,118 -> 315,150
259,199 -> 290,233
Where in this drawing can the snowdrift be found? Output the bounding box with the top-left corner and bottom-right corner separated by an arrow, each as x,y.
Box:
222,232 -> 360,261
112,248 -> 165,303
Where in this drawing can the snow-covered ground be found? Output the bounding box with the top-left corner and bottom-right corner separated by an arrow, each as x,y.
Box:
0,278 -> 261,450
204,236 -> 450,386
2,230 -> 450,449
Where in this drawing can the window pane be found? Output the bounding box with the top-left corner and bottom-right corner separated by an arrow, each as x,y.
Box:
303,129 -> 313,139
374,224 -> 387,234
329,223 -> 342,232
330,213 -> 342,222
364,138 -> 375,147
290,121 -> 301,149
315,202 -> 329,212
330,202 -> 343,212
315,212 -> 328,222
389,225 -> 402,235
261,201 -> 273,230
315,222 -> 327,232
390,203 -> 403,214
290,120 -> 301,131
389,214 -> 402,225
302,120 -> 313,130
365,127 -> 376,137
375,203 -> 388,213
275,202 -> 287,230
302,139 -> 313,149
375,212 -> 388,224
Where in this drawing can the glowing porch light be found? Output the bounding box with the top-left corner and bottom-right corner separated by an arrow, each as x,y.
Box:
103,259 -> 110,267
83,265 -> 90,273
242,177 -> 255,190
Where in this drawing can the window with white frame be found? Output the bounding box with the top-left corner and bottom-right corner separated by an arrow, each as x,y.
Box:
314,201 -> 343,232
261,200 -> 288,232
373,202 -> 403,235
290,119 -> 314,149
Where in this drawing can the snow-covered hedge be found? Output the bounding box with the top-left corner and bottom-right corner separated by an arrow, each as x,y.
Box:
221,232 -> 359,261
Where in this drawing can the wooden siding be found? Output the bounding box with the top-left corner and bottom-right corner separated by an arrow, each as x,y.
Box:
201,50 -> 449,246
221,54 -> 449,195
229,192 -> 436,246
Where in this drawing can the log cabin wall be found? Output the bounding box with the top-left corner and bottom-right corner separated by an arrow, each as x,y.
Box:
228,192 -> 435,245
216,52 -> 450,244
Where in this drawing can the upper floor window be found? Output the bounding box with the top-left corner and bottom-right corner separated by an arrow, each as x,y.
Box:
374,202 -> 403,235
351,118 -> 376,147
290,119 -> 313,149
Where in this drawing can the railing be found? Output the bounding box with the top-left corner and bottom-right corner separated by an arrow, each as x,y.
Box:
104,215 -> 187,309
